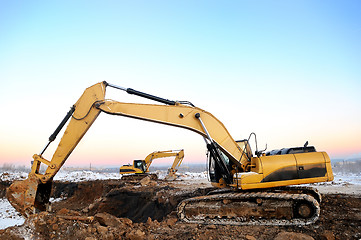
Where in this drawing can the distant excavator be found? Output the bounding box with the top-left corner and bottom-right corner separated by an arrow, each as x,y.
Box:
7,81 -> 333,226
119,149 -> 184,181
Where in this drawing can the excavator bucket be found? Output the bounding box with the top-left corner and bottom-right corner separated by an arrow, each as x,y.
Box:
6,174 -> 52,217
164,169 -> 177,181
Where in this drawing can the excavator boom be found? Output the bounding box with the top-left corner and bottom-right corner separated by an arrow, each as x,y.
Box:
143,149 -> 185,173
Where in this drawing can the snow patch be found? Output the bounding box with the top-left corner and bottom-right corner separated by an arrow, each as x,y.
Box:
0,199 -> 25,229
53,170 -> 122,182
0,171 -> 28,181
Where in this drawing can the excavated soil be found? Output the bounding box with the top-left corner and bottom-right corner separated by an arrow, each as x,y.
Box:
1,178 -> 361,240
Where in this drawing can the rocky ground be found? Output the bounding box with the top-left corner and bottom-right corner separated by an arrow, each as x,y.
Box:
0,176 -> 360,240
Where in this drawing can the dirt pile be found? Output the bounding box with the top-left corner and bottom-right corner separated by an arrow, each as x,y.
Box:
1,178 -> 361,239
50,178 -> 213,223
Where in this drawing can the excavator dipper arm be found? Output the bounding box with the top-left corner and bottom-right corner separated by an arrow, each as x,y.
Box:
164,150 -> 185,180
7,82 -> 106,216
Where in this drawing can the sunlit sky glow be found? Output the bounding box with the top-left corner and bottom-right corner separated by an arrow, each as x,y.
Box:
0,0 -> 360,168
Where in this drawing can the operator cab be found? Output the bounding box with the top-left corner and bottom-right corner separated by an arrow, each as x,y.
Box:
134,160 -> 147,173
207,144 -> 233,185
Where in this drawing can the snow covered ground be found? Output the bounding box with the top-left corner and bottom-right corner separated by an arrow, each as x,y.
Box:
330,172 -> 361,185
0,170 -> 360,230
0,198 -> 25,229
0,169 -> 208,183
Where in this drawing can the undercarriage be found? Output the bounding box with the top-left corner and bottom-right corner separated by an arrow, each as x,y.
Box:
177,186 -> 320,226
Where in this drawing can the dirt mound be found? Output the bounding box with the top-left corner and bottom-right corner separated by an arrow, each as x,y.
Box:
1,178 -> 361,239
50,179 -> 212,223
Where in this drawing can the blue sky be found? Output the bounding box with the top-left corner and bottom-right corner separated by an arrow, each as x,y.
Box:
0,0 -> 360,167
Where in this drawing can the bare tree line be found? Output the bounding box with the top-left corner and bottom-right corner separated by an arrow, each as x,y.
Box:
0,163 -> 30,172
333,160 -> 361,174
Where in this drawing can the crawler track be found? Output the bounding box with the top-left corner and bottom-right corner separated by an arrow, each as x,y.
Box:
177,190 -> 320,226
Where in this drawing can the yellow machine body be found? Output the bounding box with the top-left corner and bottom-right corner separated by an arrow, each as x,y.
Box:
229,151 -> 333,189
119,162 -> 145,174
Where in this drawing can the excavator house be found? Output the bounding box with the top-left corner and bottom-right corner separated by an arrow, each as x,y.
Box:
7,81 -> 333,226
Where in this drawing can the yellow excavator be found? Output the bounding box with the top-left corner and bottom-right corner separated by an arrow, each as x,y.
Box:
119,149 -> 184,180
7,81 -> 333,225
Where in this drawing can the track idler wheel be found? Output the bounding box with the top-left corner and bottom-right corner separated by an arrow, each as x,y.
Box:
295,202 -> 314,219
